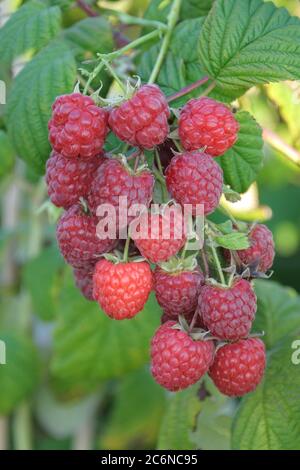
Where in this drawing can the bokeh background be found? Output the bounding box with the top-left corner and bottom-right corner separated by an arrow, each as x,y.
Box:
0,0 -> 300,450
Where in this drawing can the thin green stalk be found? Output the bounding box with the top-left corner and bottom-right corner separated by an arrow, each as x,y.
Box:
206,229 -> 226,285
83,61 -> 104,95
99,29 -> 162,62
104,9 -> 168,31
148,0 -> 182,84
101,59 -> 126,93
12,403 -> 32,450
154,151 -> 169,202
123,235 -> 131,262
200,81 -> 216,97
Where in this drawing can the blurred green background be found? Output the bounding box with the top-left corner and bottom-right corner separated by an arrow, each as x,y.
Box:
0,0 -> 300,451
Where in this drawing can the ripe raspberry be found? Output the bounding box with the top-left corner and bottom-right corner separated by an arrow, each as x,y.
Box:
151,321 -> 214,391
178,97 -> 239,156
209,338 -> 266,397
198,279 -> 257,341
56,204 -> 116,268
87,158 -> 154,227
165,151 -> 223,215
154,267 -> 204,317
93,259 -> 153,319
73,266 -> 95,301
132,206 -> 186,263
46,151 -> 103,209
231,224 -> 275,272
48,93 -> 108,159
108,84 -> 170,149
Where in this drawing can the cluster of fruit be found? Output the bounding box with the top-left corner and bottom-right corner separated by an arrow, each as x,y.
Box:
45,83 -> 274,397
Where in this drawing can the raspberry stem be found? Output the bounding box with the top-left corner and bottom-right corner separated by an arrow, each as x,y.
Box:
123,235 -> 131,263
101,59 -> 127,94
205,228 -> 226,285
167,77 -> 210,103
154,150 -> 169,202
103,9 -> 168,32
98,30 -> 163,62
148,0 -> 182,84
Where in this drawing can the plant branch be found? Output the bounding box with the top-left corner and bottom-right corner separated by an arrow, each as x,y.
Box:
167,77 -> 210,103
263,128 -> 300,167
148,0 -> 182,84
76,0 -> 97,17
98,29 -> 162,62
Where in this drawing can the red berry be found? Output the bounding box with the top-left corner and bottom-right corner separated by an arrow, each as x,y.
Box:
87,159 -> 154,228
209,338 -> 266,397
46,151 -> 103,209
48,93 -> 108,159
108,84 -> 170,149
73,266 -> 95,301
154,266 -> 204,317
93,259 -> 153,319
198,279 -> 256,341
151,321 -> 214,391
233,224 -> 274,272
178,97 -> 239,156
132,207 -> 186,263
56,204 -> 116,268
165,151 -> 223,216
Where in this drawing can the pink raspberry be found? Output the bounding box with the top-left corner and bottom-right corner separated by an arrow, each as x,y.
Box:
108,85 -> 170,149
179,97 -> 239,156
48,93 -> 108,159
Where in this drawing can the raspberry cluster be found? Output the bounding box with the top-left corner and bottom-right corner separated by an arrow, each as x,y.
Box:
46,86 -> 273,397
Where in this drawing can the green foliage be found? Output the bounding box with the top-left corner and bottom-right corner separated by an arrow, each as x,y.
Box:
199,0 -> 300,99
157,384 -> 201,450
23,246 -> 64,321
51,273 -> 161,397
0,0 -> 62,66
64,17 -> 114,57
0,332 -> 39,415
139,18 -> 207,106
100,368 -> 166,449
218,111 -> 264,193
144,0 -> 213,24
0,130 -> 15,179
254,279 -> 300,349
232,336 -> 300,450
5,40 -> 76,174
192,380 -> 235,450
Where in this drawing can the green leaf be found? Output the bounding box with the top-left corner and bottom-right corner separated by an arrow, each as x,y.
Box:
0,130 -> 15,179
100,368 -> 166,449
192,379 -> 235,450
232,336 -> 300,450
23,246 -> 64,322
218,111 -> 264,193
180,0 -> 213,19
144,0 -> 213,23
0,0 -> 61,65
5,40 -> 76,174
64,16 -> 113,57
157,384 -> 201,450
214,232 -> 250,250
253,280 -> 300,350
0,332 -> 39,415
139,18 -> 208,106
51,272 -> 161,397
199,0 -> 300,100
